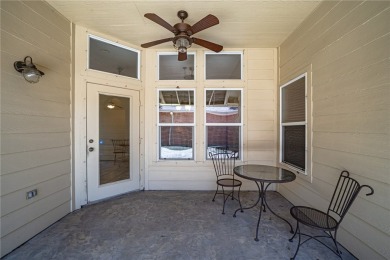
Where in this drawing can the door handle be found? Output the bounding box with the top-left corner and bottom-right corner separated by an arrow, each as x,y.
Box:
88,147 -> 94,152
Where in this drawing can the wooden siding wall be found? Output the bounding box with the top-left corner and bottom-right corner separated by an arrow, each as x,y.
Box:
278,1 -> 389,259
144,49 -> 277,190
246,49 -> 278,166
0,1 -> 71,257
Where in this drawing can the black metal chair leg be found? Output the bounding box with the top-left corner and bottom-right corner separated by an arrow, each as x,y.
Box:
238,186 -> 243,213
221,186 -> 226,214
289,221 -> 299,242
332,230 -> 342,256
290,223 -> 301,260
212,185 -> 219,202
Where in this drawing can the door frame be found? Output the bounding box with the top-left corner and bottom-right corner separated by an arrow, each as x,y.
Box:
73,80 -> 144,210
72,27 -> 146,210
86,83 -> 140,202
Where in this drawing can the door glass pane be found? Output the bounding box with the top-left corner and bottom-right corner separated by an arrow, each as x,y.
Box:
99,94 -> 130,184
89,36 -> 139,79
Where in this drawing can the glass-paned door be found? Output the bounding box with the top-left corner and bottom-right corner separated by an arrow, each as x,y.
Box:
86,83 -> 140,202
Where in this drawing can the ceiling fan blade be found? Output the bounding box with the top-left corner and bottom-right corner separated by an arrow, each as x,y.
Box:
178,52 -> 187,61
141,38 -> 174,48
144,13 -> 176,33
192,38 -> 223,52
191,14 -> 219,34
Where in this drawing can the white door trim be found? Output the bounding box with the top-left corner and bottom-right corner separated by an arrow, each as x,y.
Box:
73,80 -> 143,209
86,83 -> 140,202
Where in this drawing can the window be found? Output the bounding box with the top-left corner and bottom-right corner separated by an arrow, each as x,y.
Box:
158,90 -> 195,160
205,52 -> 242,80
280,74 -> 306,173
88,35 -> 140,79
158,53 -> 195,80
205,89 -> 242,159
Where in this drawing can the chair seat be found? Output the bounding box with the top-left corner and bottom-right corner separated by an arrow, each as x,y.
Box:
290,206 -> 338,230
217,178 -> 242,187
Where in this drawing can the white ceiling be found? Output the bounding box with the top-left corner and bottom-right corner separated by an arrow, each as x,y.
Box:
47,0 -> 321,50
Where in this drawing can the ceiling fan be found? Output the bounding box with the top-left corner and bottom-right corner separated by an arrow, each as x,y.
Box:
141,10 -> 223,61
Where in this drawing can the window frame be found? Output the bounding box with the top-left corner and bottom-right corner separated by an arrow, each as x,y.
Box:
204,88 -> 243,160
157,52 -> 196,81
204,51 -> 243,80
87,34 -> 141,80
157,88 -> 196,161
279,73 -> 307,175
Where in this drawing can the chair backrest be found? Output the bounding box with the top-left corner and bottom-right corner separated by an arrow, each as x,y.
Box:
111,139 -> 128,152
327,170 -> 374,224
209,151 -> 237,179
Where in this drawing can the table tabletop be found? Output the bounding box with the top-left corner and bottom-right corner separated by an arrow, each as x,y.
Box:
233,164 -> 296,183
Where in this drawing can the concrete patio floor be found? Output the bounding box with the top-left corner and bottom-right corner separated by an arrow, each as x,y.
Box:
4,191 -> 356,260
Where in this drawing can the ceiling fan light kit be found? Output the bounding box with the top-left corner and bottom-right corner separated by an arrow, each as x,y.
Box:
141,10 -> 223,61
174,37 -> 191,53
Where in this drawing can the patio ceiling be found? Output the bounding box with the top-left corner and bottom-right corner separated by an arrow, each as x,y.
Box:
47,0 -> 321,49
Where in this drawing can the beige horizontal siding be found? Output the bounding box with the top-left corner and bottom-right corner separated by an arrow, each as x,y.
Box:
1,161 -> 71,196
314,59 -> 388,100
1,1 -> 70,45
313,132 -> 388,159
0,202 -> 70,257
312,8 -> 390,72
0,0 -> 71,257
1,187 -> 70,236
1,115 -> 71,134
245,49 -> 277,165
247,79 -> 274,90
1,174 -> 71,217
279,1 -> 390,259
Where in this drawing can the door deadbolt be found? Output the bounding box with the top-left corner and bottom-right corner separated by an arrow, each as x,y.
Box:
89,139 -> 94,143
88,147 -> 94,152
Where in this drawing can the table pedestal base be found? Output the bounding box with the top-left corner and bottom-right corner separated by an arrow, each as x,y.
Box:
234,182 -> 294,241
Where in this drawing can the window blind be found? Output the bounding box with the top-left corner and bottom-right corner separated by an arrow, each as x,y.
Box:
282,77 -> 305,123
283,125 -> 305,171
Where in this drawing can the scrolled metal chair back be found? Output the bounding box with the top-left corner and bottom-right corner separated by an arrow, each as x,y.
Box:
327,170 -> 374,224
209,151 -> 237,178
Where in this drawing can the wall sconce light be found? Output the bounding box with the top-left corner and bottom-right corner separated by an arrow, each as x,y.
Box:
14,56 -> 44,84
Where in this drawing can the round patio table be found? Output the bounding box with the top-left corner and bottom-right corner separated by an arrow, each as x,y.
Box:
233,164 -> 296,241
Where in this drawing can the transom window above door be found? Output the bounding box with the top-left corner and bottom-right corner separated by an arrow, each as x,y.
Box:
88,35 -> 140,79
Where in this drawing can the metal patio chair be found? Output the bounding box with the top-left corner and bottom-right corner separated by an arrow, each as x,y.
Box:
289,170 -> 374,259
111,139 -> 129,164
209,151 -> 243,214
